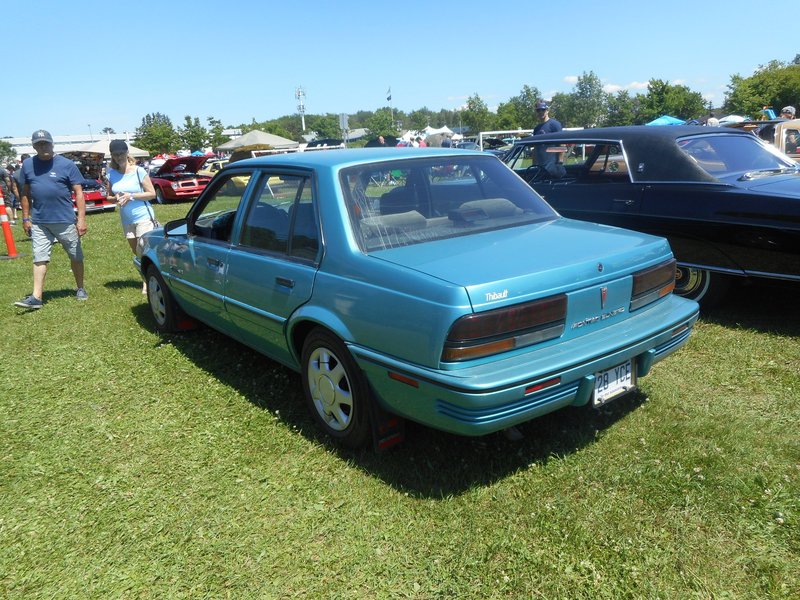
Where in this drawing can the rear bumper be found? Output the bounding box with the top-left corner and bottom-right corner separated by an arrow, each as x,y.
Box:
351,295 -> 698,436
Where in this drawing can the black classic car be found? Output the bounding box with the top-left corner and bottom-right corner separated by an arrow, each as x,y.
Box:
503,126 -> 800,305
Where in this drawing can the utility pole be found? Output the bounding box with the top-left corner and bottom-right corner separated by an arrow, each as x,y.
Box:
295,86 -> 306,132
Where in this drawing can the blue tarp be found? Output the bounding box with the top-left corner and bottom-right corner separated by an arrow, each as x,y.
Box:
646,115 -> 685,126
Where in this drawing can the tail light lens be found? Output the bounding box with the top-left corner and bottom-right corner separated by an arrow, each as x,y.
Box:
442,294 -> 567,362
630,259 -> 676,311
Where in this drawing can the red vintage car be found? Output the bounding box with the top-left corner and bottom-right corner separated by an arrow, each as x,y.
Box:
73,178 -> 116,213
150,156 -> 212,204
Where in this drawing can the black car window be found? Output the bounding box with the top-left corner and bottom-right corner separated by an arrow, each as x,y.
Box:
677,134 -> 795,177
191,172 -> 251,242
239,174 -> 317,259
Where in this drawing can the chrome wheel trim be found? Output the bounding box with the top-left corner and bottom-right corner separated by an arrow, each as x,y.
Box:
674,266 -> 710,299
147,274 -> 167,326
306,346 -> 353,432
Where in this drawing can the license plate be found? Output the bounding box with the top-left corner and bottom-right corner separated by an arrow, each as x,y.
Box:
85,201 -> 95,207
593,360 -> 635,407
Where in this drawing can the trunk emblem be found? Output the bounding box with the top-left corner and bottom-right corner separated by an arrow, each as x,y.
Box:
600,287 -> 608,309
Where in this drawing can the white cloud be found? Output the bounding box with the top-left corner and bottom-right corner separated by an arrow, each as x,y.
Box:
563,75 -> 578,85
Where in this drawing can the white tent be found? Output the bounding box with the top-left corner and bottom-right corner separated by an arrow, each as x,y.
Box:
71,139 -> 150,158
423,126 -> 454,136
216,129 -> 299,151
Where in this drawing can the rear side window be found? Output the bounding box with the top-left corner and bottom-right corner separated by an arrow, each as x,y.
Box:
239,173 -> 319,260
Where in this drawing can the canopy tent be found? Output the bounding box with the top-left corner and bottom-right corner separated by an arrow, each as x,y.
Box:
646,115 -> 685,126
423,125 -> 454,136
718,115 -> 746,125
216,129 -> 299,152
71,139 -> 150,158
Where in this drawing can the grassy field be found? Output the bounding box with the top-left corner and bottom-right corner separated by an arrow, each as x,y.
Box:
1,207 -> 798,598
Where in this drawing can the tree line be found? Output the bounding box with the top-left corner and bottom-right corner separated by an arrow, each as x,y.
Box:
122,58 -> 800,155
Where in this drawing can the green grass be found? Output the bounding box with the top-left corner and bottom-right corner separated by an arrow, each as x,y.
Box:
1,208 -> 798,598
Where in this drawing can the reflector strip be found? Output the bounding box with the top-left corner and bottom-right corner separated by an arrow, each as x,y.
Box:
388,371 -> 419,388
525,377 -> 561,395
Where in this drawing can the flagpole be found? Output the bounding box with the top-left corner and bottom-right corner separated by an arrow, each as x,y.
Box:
387,86 -> 393,128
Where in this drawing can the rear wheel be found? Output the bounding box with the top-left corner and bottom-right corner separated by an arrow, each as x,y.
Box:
674,266 -> 730,307
301,328 -> 371,449
146,265 -> 185,332
155,188 -> 166,204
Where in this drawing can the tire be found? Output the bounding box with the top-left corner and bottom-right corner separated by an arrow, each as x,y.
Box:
155,188 -> 165,205
146,265 -> 185,333
301,328 -> 371,449
674,265 -> 731,308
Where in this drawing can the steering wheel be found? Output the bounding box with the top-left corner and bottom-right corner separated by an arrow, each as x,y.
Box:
523,164 -> 543,183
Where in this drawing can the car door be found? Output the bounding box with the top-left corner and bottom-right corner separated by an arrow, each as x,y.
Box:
530,142 -> 645,231
223,171 -> 320,366
166,171 -> 252,329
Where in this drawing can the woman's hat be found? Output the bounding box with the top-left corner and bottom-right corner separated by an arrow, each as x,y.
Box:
109,139 -> 129,153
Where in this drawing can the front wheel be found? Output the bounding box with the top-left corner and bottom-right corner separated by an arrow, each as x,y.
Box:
301,328 -> 371,449
155,188 -> 166,205
674,266 -> 730,307
146,265 -> 185,332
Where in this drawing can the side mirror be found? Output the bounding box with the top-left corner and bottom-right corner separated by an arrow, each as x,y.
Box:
164,218 -> 188,236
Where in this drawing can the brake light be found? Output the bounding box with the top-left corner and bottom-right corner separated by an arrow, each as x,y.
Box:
630,259 -> 676,311
442,294 -> 567,362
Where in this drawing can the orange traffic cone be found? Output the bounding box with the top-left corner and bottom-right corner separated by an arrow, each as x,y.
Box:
0,189 -> 20,259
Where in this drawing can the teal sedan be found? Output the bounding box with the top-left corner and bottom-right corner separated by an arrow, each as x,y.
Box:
135,148 -> 699,448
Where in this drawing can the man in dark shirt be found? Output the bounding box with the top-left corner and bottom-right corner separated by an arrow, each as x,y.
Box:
533,101 -> 565,178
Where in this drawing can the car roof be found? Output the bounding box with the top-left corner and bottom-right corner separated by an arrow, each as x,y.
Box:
228,147 -> 486,171
515,125 -> 759,183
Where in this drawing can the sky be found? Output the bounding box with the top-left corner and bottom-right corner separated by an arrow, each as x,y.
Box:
4,0 -> 796,139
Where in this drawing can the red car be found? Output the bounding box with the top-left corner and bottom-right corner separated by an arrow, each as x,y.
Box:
73,178 -> 116,213
149,156 -> 212,204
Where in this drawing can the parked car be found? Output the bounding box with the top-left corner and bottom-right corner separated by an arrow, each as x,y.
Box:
197,158 -> 228,178
136,148 -> 698,448
149,156 -> 212,204
503,126 -> 800,305
73,178 -> 114,213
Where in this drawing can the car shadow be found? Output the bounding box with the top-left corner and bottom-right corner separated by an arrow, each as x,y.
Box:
105,278 -> 143,291
131,303 -> 645,498
702,279 -> 799,336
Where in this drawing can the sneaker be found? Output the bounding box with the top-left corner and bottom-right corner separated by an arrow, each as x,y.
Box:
76,288 -> 88,301
14,295 -> 43,309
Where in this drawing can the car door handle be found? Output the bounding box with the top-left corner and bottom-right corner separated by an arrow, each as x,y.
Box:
612,198 -> 636,206
207,257 -> 223,269
276,277 -> 295,289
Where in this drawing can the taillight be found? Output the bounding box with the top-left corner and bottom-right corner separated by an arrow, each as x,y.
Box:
630,259 -> 676,311
442,294 -> 567,362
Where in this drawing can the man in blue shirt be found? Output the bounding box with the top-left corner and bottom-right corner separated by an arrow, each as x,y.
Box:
15,130 -> 88,309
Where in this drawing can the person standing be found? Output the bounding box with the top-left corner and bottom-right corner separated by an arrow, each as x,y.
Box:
780,106 -> 796,120
0,163 -> 13,223
105,139 -> 157,292
533,100 -> 562,135
15,130 -> 87,309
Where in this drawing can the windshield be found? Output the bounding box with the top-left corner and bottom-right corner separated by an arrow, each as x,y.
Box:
340,155 -> 557,252
677,134 -> 797,180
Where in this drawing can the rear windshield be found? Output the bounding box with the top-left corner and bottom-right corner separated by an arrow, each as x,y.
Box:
677,134 -> 796,178
340,155 -> 557,252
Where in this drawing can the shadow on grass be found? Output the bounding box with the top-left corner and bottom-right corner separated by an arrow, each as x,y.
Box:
702,279 -> 799,336
131,303 -> 644,498
105,278 -> 143,291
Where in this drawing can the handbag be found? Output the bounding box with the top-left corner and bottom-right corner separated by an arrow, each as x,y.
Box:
136,167 -> 160,228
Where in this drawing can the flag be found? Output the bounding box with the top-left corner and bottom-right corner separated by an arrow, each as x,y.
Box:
386,87 -> 392,102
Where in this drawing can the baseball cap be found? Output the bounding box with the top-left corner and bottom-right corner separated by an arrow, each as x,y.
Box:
109,139 -> 129,154
31,129 -> 53,145
535,100 -> 549,110
781,106 -> 796,117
